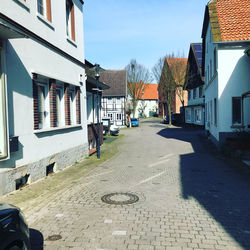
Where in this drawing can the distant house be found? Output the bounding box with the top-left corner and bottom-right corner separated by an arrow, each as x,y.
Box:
158,58 -> 188,118
85,61 -> 109,155
134,83 -> 158,118
202,0 -> 250,146
0,0 -> 87,195
100,70 -> 127,126
185,43 -> 205,126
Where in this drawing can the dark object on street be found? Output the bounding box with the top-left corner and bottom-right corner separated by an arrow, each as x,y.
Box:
131,118 -> 139,127
164,114 -> 182,124
0,203 -> 31,250
110,124 -> 119,136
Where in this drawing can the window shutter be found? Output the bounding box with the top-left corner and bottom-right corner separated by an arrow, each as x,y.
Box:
49,80 -> 57,127
46,0 -> 52,22
76,87 -> 81,124
64,84 -> 71,125
71,3 -> 75,41
33,74 -> 39,130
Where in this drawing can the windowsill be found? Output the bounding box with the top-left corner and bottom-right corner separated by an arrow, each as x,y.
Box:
37,13 -> 55,30
34,124 -> 82,134
66,36 -> 77,47
13,0 -> 30,10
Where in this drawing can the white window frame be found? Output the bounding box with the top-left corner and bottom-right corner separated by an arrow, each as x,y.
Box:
37,0 -> 47,17
56,86 -> 65,127
66,0 -> 73,38
69,87 -> 76,125
37,82 -> 50,129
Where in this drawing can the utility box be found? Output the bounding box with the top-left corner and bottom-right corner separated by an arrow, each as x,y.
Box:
9,136 -> 19,153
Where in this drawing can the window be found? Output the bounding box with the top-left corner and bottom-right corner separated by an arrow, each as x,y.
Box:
194,109 -> 201,123
37,0 -> 52,22
193,88 -> 196,99
69,87 -> 76,125
38,85 -> 46,129
199,86 -> 203,98
56,87 -> 64,127
214,48 -> 217,74
210,60 -> 212,78
208,65 -> 210,81
33,75 -> 80,129
117,114 -> 122,120
108,113 -> 113,120
66,0 -> 75,41
232,97 -> 242,124
185,109 -> 191,121
210,100 -> 213,124
214,98 -> 217,126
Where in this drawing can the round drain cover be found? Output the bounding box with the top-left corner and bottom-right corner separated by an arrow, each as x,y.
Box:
101,192 -> 139,205
46,234 -> 62,241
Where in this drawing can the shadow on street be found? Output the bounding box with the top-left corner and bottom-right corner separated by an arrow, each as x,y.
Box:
158,127 -> 250,249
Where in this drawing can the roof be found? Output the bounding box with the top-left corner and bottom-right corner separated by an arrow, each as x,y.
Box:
185,43 -> 204,90
140,83 -> 158,100
202,0 -> 250,42
166,58 -> 188,67
100,70 -> 127,97
192,43 -> 202,68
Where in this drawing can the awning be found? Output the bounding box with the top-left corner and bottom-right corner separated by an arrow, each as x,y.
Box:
0,18 -> 27,39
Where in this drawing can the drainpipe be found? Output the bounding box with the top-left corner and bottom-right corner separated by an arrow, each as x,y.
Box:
0,46 -> 9,160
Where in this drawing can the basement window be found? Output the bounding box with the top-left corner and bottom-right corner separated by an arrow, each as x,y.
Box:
16,174 -> 30,190
46,163 -> 55,176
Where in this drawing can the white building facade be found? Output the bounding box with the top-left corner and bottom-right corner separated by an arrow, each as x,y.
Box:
0,0 -> 88,195
202,0 -> 250,146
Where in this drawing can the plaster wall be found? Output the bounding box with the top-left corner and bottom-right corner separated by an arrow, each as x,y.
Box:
217,47 -> 250,132
135,99 -> 158,118
204,22 -> 219,140
0,38 -> 87,169
0,0 -> 84,62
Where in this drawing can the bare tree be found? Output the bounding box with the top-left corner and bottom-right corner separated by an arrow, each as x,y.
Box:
169,58 -> 187,107
153,54 -> 187,125
125,59 -> 152,117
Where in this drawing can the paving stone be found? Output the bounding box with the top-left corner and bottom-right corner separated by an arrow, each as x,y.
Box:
13,120 -> 248,250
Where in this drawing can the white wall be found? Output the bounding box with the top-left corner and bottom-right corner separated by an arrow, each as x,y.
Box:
0,0 -> 84,62
204,22 -> 219,140
0,38 -> 87,168
218,48 -> 250,132
135,99 -> 158,118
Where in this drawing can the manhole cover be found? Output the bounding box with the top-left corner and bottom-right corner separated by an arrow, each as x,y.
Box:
101,192 -> 139,205
46,235 -> 62,241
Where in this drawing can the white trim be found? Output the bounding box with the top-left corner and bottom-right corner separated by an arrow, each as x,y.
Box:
36,13 -> 55,30
34,124 -> 82,134
13,0 -> 30,9
66,36 -> 77,47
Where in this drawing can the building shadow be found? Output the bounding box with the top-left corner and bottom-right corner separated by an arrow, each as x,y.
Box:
157,127 -> 250,249
29,228 -> 44,250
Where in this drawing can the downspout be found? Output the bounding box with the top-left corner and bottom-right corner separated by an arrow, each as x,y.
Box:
0,43 -> 9,160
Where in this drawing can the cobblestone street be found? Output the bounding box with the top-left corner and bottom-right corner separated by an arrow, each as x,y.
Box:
26,119 -> 250,250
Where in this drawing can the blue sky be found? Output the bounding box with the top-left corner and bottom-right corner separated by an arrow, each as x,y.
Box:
83,0 -> 208,71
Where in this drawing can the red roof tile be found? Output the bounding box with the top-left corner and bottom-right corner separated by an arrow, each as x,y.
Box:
141,83 -> 158,100
211,0 -> 250,41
